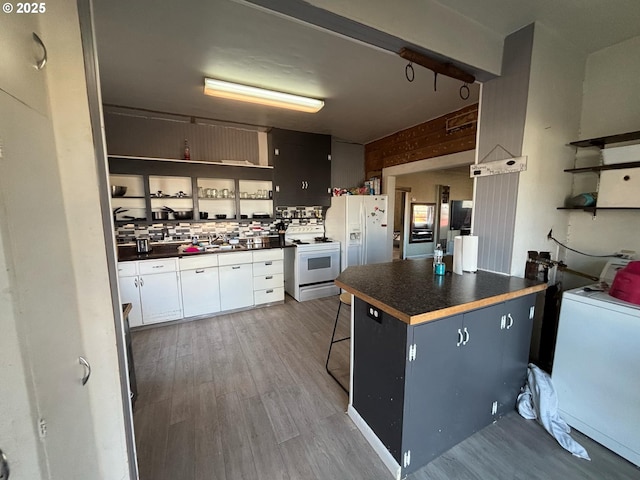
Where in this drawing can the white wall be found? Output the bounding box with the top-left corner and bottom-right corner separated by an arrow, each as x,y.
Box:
511,24 -> 586,278
383,150 -> 475,259
331,138 -> 365,189
303,0 -> 503,75
562,35 -> 640,287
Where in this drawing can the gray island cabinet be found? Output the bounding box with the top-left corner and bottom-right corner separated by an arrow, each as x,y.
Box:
335,260 -> 546,478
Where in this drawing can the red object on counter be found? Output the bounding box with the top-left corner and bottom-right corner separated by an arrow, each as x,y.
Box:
609,261 -> 640,306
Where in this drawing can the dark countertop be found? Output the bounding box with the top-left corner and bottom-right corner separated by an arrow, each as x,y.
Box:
335,258 -> 547,325
118,241 -> 295,262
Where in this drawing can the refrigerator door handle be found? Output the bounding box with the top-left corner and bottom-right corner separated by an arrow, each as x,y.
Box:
360,202 -> 366,265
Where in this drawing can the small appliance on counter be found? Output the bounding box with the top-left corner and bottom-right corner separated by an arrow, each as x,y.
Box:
136,238 -> 151,254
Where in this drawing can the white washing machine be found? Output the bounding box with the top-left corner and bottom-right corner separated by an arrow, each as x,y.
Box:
552,259 -> 640,466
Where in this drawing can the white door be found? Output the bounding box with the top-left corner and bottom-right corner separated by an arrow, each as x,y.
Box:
119,276 -> 144,327
219,264 -> 254,310
181,267 -> 221,317
0,66 -> 100,480
1,6 -> 132,478
139,272 -> 183,323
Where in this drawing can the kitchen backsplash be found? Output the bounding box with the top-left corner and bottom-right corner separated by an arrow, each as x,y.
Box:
115,206 -> 323,244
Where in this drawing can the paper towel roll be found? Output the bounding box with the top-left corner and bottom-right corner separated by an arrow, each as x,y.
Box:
453,236 -> 464,275
462,235 -> 478,272
453,235 -> 478,275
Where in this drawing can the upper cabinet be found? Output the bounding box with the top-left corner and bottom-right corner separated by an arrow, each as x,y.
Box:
108,156 -> 274,223
269,128 -> 332,207
0,15 -> 48,115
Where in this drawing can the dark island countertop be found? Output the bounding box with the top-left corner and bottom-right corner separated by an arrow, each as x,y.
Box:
118,240 -> 295,262
335,258 -> 546,325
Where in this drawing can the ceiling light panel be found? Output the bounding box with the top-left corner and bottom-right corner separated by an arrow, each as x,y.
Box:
204,78 -> 324,113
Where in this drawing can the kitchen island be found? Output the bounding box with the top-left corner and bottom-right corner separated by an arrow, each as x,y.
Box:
335,259 -> 546,479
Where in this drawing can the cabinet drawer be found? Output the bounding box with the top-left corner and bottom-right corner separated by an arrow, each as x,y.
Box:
179,254 -> 218,270
254,286 -> 284,305
253,259 -> 283,277
218,251 -> 253,266
252,248 -> 284,262
118,261 -> 138,277
138,258 -> 178,274
253,273 -> 284,291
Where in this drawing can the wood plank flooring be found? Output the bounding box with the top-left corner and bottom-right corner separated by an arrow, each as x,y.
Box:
131,295 -> 639,480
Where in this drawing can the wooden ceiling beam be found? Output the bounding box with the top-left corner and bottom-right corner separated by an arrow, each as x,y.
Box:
399,47 -> 476,84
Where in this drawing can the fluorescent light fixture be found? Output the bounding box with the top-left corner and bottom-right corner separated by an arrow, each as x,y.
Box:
204,78 -> 324,113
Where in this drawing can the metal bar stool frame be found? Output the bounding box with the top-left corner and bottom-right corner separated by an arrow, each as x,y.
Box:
325,292 -> 351,393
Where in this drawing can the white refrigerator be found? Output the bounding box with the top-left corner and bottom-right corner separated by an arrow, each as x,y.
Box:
324,195 -> 390,271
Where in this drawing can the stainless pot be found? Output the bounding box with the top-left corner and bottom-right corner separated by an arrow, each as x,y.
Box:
152,211 -> 169,221
136,238 -> 151,253
163,206 -> 193,220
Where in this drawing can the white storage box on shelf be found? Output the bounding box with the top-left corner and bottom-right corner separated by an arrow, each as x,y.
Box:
601,144 -> 640,165
598,168 -> 640,207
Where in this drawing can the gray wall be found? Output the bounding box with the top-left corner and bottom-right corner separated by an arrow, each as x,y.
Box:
331,138 -> 365,190
104,111 -> 262,164
473,25 -> 534,274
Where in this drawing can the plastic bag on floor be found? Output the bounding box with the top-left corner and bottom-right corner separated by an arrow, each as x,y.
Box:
517,363 -> 590,460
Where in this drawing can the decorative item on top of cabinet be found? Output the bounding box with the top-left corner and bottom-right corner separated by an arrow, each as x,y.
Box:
270,128 -> 331,207
559,131 -> 640,215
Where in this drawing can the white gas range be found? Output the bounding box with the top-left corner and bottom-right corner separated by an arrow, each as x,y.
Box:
283,224 -> 341,301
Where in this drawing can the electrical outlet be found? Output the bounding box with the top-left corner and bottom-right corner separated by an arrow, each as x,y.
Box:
619,250 -> 636,259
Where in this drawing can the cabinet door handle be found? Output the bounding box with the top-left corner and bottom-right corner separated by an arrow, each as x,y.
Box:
301,181 -> 305,189
456,329 -> 463,347
265,261 -> 273,266
33,32 -> 47,70
140,278 -> 144,287
79,356 -> 91,386
265,275 -> 273,280
134,278 -> 138,288
506,313 -> 514,329
152,265 -> 164,269
195,269 -> 205,274
232,266 -> 241,270
462,327 -> 470,345
266,289 -> 274,294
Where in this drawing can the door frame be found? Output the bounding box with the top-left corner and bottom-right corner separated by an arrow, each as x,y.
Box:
77,0 -> 138,477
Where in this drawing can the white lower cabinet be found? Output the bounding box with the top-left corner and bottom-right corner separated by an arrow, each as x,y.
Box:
139,271 -> 183,324
253,249 -> 285,305
118,249 -> 286,327
118,259 -> 182,326
179,255 -> 221,318
218,251 -> 254,311
118,275 -> 143,327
